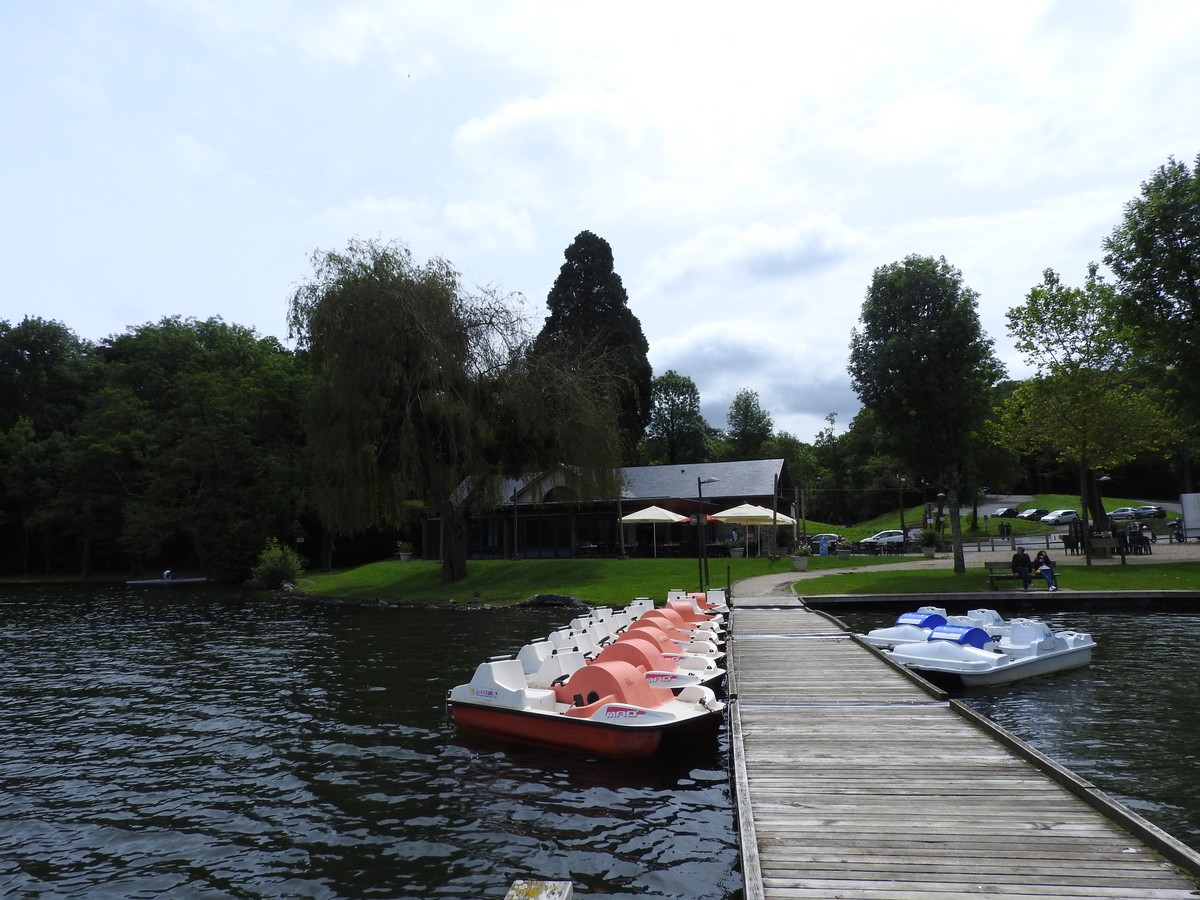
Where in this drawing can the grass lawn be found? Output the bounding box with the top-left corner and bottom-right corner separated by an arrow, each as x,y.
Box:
296,553 -> 1200,606
789,559 -> 1200,596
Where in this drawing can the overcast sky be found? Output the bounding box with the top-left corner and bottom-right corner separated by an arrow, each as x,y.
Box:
4,1 -> 1199,440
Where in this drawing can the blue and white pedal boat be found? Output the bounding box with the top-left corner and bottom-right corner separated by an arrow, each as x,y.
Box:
886,619 -> 1096,688
859,606 -> 1008,650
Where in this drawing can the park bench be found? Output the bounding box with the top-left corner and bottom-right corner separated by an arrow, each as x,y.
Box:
984,560 -> 1059,590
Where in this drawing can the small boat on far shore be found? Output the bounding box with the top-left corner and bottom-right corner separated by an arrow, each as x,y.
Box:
126,572 -> 209,587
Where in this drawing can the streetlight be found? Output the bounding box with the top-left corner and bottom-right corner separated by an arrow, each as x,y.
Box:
897,474 -> 907,537
935,492 -> 947,534
1092,474 -> 1114,565
697,476 -> 719,590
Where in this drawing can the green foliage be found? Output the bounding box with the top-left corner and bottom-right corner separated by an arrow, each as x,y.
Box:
1000,266 -> 1175,527
640,370 -> 710,464
724,388 -> 774,460
91,317 -> 310,581
251,537 -> 305,589
848,255 -> 1004,571
289,238 -> 627,584
1104,155 -> 1200,410
535,230 -> 652,463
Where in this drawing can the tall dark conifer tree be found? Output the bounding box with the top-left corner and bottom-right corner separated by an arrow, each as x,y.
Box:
535,231 -> 652,462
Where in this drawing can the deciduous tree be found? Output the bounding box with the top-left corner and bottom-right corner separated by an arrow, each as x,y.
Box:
999,266 -> 1175,558
848,255 -> 1003,573
289,238 -> 624,583
1103,154 -> 1200,488
724,388 -> 773,460
640,370 -> 710,464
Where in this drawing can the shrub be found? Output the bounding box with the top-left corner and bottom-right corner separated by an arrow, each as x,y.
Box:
252,537 -> 305,589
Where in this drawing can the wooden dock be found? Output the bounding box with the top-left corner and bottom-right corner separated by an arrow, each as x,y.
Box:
728,595 -> 1200,899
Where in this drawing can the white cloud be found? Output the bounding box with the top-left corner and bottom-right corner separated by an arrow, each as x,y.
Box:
4,0 -> 1199,443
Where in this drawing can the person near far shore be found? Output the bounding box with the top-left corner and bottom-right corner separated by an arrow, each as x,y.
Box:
1011,546 -> 1033,589
1033,550 -> 1058,591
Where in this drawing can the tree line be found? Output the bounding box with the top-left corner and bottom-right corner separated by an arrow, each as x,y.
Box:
2,156 -> 1196,582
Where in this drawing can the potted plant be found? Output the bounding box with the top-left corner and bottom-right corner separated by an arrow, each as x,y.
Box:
726,537 -> 745,558
790,543 -> 811,572
920,529 -> 938,558
397,540 -> 415,562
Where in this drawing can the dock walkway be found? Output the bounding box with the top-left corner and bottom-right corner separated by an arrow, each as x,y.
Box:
728,584 -> 1200,899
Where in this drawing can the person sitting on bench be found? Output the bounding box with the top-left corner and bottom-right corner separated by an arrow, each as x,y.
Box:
1033,550 -> 1058,591
1011,546 -> 1033,590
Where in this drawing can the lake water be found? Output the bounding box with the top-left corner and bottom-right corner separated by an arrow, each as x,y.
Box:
3,589 -> 1199,899
0,587 -> 739,899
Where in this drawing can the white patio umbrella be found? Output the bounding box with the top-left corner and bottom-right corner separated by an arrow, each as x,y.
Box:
711,503 -> 797,556
620,505 -> 688,557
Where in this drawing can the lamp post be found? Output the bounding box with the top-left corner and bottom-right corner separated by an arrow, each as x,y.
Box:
1096,474 -> 1112,524
697,476 -> 719,590
935,491 -> 947,534
1094,474 -> 1118,565
897,474 -> 907,538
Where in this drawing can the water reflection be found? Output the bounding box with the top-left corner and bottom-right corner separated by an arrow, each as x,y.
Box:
838,607 -> 1200,848
0,588 -> 740,899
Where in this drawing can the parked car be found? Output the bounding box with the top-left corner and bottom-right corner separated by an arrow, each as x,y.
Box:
808,533 -> 844,549
1137,505 -> 1167,519
1108,507 -> 1141,520
859,529 -> 906,548
1016,507 -> 1049,520
993,507 -> 1019,518
1040,509 -> 1080,525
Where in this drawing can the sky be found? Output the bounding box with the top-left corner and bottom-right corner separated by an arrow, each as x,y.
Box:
4,1 -> 1199,442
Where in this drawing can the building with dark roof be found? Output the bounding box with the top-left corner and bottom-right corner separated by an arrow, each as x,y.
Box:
430,458 -> 796,560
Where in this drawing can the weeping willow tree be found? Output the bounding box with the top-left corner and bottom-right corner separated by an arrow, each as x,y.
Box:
288,238 -> 626,583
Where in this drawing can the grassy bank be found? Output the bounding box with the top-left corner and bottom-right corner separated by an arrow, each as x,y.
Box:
789,560 -> 1200,596
299,556 -> 800,606
296,553 -> 1200,606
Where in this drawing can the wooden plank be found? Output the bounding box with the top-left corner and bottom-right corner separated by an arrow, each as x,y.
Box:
728,604 -> 1200,899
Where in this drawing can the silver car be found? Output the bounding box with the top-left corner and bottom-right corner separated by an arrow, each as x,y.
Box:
1040,509 -> 1079,525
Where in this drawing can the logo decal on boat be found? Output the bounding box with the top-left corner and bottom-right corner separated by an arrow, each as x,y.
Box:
603,706 -> 647,720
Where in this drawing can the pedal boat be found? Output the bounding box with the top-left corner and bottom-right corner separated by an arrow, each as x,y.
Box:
859,606 -> 1008,650
887,619 -> 1096,689
447,657 -> 725,759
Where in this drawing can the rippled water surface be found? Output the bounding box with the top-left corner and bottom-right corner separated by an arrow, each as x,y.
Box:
0,587 -> 740,899
839,607 -> 1200,849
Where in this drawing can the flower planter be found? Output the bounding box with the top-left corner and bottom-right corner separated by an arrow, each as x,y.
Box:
729,548 -> 744,558
790,555 -> 810,572
398,552 -> 413,562
922,547 -> 936,559
836,548 -> 851,560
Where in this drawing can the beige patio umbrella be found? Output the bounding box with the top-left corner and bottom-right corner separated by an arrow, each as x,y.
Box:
711,503 -> 796,556
620,505 -> 688,557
